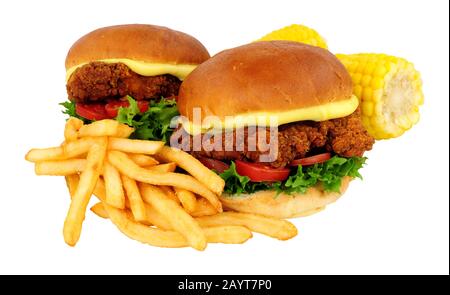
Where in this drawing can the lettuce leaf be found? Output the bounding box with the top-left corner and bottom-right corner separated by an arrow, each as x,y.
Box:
61,96 -> 179,142
60,101 -> 91,123
219,156 -> 367,195
116,96 -> 179,142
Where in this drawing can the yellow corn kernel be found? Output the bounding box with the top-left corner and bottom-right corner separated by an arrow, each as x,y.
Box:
371,77 -> 384,89
336,53 -> 424,140
361,75 -> 372,87
352,73 -> 363,85
362,101 -> 374,117
257,24 -> 328,49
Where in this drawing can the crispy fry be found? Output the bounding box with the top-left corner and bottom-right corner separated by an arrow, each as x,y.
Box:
190,198 -> 218,217
139,183 -> 207,250
102,202 -> 189,248
78,119 -> 120,137
64,117 -> 83,142
127,154 -> 159,167
156,146 -> 225,195
90,202 -> 108,218
94,178 -> 171,229
91,202 -> 251,245
103,161 -> 125,209
93,176 -> 106,200
108,138 -> 164,154
159,186 -> 180,205
174,187 -> 197,213
77,120 -> 134,138
115,124 -> 135,138
25,137 -> 102,162
25,146 -> 64,162
65,174 -> 80,198
108,151 -> 222,212
63,137 -> 107,246
143,203 -> 172,229
146,163 -> 176,173
202,226 -> 252,244
196,212 -> 298,240
35,159 -> 86,176
121,174 -> 146,222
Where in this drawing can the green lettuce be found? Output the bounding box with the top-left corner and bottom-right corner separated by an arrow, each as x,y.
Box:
60,96 -> 179,142
219,156 -> 366,195
116,96 -> 179,142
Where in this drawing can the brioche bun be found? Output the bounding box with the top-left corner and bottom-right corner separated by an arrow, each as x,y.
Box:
219,177 -> 351,219
65,24 -> 210,70
177,41 -> 352,122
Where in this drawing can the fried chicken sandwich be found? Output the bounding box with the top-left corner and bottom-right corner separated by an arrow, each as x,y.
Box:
61,24 -> 210,141
172,41 -> 375,218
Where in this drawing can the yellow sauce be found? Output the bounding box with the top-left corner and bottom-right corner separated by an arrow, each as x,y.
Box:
66,58 -> 198,81
182,95 -> 359,135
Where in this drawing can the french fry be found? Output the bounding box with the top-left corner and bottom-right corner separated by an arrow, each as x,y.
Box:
174,187 -> 197,213
190,198 -> 218,217
128,154 -> 159,167
25,137 -> 101,162
90,202 -> 108,218
143,203 -> 172,229
65,174 -> 80,198
103,161 -> 125,209
139,183 -> 207,250
94,178 -> 171,229
115,124 -> 135,138
196,212 -> 298,240
25,146 -> 64,162
64,117 -> 83,142
91,202 -> 252,245
108,138 -> 164,154
78,119 -> 120,137
35,159 -> 86,176
159,186 -> 180,205
202,226 -> 252,244
63,137 -> 107,246
108,151 -> 222,212
156,146 -> 225,196
121,174 -> 146,222
146,163 -> 176,173
62,137 -> 103,159
93,177 -> 106,200
102,202 -> 189,248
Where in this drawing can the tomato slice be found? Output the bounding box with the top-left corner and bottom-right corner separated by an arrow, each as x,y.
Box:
105,100 -> 149,118
75,103 -> 110,121
198,157 -> 230,173
290,152 -> 331,166
235,160 -> 290,182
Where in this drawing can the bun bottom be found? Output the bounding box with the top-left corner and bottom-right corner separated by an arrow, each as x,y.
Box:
219,177 -> 351,219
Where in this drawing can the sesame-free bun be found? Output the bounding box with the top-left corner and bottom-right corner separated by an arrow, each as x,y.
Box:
219,177 -> 351,219
178,41 -> 353,122
65,24 -> 210,70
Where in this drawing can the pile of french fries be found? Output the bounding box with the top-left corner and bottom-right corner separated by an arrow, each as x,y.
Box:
25,118 -> 297,250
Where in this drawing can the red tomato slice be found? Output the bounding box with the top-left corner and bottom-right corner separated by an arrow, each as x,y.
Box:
290,152 -> 331,166
105,100 -> 149,118
198,157 -> 230,174
235,160 -> 290,182
75,103 -> 110,121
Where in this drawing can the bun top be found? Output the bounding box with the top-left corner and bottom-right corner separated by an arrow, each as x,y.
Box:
65,24 -> 210,70
177,41 -> 356,133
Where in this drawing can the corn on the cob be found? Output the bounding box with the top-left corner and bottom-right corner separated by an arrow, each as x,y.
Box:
336,54 -> 424,139
256,24 -> 328,49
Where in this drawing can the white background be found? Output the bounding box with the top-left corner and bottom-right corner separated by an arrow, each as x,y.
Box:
0,0 -> 448,275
